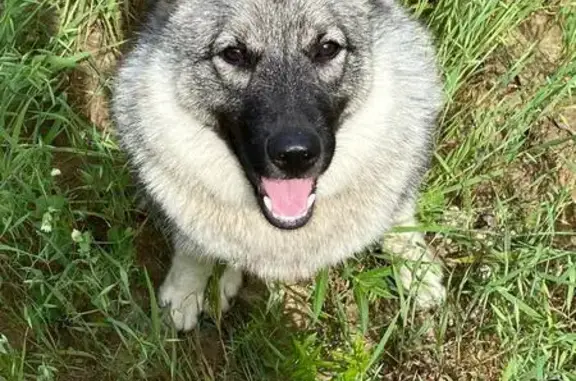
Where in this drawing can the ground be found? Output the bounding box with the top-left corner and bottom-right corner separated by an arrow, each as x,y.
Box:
0,0 -> 575,380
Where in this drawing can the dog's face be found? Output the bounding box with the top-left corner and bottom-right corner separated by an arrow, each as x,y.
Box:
162,0 -> 376,229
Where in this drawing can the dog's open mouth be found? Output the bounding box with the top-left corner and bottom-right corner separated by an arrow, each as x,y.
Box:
259,177 -> 317,229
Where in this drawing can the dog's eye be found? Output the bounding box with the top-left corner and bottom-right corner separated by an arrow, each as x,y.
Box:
220,46 -> 248,67
313,41 -> 342,64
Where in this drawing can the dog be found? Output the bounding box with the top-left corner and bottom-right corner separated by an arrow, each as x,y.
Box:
112,0 -> 446,331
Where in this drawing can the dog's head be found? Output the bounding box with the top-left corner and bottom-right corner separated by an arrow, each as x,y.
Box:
157,0 -> 379,229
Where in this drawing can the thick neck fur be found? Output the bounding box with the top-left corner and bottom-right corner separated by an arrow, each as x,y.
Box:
112,2 -> 442,281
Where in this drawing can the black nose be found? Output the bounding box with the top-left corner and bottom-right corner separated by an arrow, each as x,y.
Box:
267,130 -> 321,175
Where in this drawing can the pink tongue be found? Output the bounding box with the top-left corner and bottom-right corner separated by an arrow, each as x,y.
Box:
261,178 -> 314,218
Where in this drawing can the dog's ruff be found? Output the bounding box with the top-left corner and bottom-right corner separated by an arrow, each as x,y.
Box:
112,0 -> 446,331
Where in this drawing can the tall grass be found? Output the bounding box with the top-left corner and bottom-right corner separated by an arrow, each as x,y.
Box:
1,0 -> 575,380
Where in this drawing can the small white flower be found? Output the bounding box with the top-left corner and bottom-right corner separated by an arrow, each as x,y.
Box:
71,229 -> 82,242
50,168 -> 62,177
479,264 -> 492,280
40,212 -> 53,233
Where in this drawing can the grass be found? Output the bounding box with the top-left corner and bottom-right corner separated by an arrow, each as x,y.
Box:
0,0 -> 575,379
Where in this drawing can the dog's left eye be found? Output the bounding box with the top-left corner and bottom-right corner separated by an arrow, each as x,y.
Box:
313,41 -> 342,64
220,46 -> 248,67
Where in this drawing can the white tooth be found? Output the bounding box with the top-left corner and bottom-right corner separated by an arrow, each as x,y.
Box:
271,212 -> 301,223
307,193 -> 316,208
263,196 -> 272,211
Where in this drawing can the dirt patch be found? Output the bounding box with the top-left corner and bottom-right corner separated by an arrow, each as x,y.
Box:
67,23 -> 117,131
66,0 -> 151,131
383,334 -> 504,381
378,302 -> 505,381
472,8 -> 575,238
133,212 -> 171,288
282,282 -> 314,329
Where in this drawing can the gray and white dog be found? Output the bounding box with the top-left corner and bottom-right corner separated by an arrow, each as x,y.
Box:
112,0 -> 446,331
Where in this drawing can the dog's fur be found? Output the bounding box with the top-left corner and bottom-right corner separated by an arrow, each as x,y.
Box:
112,0 -> 446,331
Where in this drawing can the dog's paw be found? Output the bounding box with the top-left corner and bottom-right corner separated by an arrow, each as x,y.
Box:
159,276 -> 206,331
218,267 -> 243,312
158,266 -> 243,331
412,272 -> 446,310
400,262 -> 446,309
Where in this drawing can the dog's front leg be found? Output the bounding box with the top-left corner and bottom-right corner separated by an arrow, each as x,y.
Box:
158,233 -> 243,331
385,200 -> 446,309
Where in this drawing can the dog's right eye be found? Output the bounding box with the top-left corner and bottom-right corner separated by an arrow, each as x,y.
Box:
220,46 -> 248,67
312,41 -> 342,64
